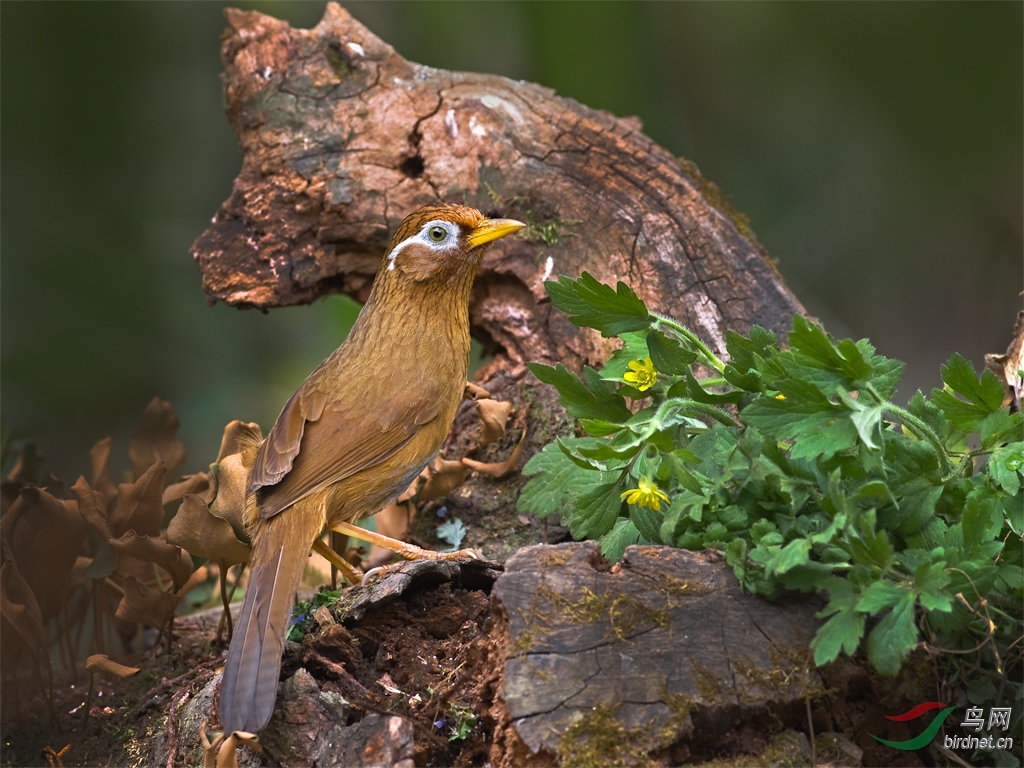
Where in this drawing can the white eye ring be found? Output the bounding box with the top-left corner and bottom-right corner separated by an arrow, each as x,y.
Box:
387,219 -> 459,270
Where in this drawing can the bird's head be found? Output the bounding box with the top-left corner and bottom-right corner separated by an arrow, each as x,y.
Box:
382,203 -> 524,283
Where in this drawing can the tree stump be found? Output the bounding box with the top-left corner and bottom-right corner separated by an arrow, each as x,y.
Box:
190,2 -> 806,556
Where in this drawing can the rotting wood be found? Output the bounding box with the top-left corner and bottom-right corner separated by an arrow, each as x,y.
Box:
192,3 -> 805,375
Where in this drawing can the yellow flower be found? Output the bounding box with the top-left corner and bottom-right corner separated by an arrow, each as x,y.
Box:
623,357 -> 657,391
620,477 -> 670,511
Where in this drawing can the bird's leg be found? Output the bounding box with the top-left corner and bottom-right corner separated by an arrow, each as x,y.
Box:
328,521 -> 481,572
310,538 -> 363,586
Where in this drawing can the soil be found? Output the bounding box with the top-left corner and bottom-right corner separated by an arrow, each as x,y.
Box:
1,551 -> 948,768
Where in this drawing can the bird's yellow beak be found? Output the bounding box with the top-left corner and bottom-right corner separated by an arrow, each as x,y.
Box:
466,218 -> 526,249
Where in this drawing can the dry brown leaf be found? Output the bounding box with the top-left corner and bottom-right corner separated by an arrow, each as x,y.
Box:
201,721 -> 224,768
985,310 -> 1024,412
85,653 -> 140,678
462,425 -> 527,478
418,456 -> 469,502
217,731 -> 261,767
464,382 -> 492,400
69,555 -> 93,592
0,556 -> 47,661
209,453 -> 249,531
476,399 -> 514,445
107,531 -> 194,592
130,397 -> 186,480
71,476 -> 113,540
167,495 -> 250,566
215,421 -> 263,463
109,461 -> 167,539
2,487 -> 86,623
89,437 -> 118,507
162,472 -> 211,507
115,575 -> 180,628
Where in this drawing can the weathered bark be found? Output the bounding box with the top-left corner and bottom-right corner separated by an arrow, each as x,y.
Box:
126,547 -> 896,768
192,2 -> 804,374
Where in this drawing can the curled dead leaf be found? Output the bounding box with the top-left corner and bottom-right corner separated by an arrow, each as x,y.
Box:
418,456 -> 469,502
218,730 -> 261,767
167,495 -> 250,566
115,575 -> 180,628
89,437 -> 118,507
464,382 -> 491,401
85,653 -> 140,678
109,461 -> 167,539
475,399 -> 514,445
130,397 -> 186,480
162,472 -> 211,507
72,476 -> 113,540
208,453 -> 250,532
462,425 -> 527,478
0,550 -> 47,661
201,721 -> 224,768
107,531 -> 194,592
2,487 -> 86,622
985,310 -> 1024,412
215,421 -> 262,463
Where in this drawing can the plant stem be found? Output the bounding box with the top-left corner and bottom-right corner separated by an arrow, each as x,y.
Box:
650,313 -> 726,374
884,404 -> 955,475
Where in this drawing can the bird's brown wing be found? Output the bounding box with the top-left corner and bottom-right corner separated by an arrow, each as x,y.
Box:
249,381 -> 441,519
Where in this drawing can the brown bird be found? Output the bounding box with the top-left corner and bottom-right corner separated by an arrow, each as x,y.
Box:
218,203 -> 524,734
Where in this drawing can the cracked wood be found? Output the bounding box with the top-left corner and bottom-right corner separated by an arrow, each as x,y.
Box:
192,2 -> 805,373
492,542 -> 823,759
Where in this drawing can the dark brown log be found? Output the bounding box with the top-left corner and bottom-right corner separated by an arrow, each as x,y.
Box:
192,2 -> 805,373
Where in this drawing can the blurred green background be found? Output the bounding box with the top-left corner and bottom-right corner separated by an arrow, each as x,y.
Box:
2,1 -> 1021,483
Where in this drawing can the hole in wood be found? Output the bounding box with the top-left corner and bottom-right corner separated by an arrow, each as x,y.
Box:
399,155 -> 424,179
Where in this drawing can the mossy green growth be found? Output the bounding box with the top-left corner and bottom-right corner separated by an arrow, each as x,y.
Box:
556,704 -> 654,768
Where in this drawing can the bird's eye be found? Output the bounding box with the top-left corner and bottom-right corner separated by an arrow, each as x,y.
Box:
427,225 -> 447,242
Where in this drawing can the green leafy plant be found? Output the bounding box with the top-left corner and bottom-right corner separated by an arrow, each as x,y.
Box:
445,702 -> 477,742
287,587 -> 342,642
519,273 -> 1022,741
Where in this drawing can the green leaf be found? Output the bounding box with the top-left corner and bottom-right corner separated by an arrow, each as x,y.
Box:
629,503 -> 665,543
667,372 -> 743,405
988,442 -> 1024,497
931,354 -> 1006,432
766,537 -> 811,575
865,592 -> 919,676
812,607 -> 865,666
836,389 -> 885,451
725,326 -> 778,373
599,331 -> 651,382
962,489 -> 1002,552
564,482 -> 624,540
578,419 -> 623,438
914,561 -> 953,612
855,581 -> 906,614
600,518 -> 642,562
851,480 -> 897,509
979,409 -> 1022,450
788,316 -> 873,385
529,362 -> 632,423
518,441 -> 601,519
743,382 -> 858,461
647,330 -> 697,375
544,272 -> 651,337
